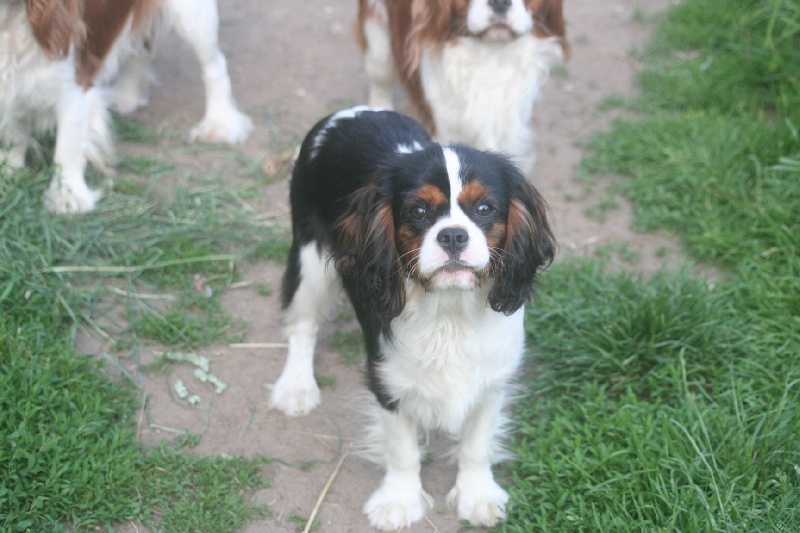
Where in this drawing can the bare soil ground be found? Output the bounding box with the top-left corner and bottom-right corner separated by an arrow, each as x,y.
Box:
78,0 -> 683,530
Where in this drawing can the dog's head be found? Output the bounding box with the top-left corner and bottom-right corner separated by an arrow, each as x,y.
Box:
335,143 -> 555,325
409,0 -> 565,42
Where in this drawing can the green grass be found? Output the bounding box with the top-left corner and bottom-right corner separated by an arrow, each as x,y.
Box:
0,123 -> 288,530
4,1 -> 800,530
504,264 -> 799,531
504,0 -> 800,530
0,318 -> 270,531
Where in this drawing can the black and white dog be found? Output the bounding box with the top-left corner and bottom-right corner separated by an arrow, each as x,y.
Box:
270,107 -> 554,530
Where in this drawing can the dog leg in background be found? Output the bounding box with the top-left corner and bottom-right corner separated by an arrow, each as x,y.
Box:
446,388 -> 510,527
44,83 -> 109,213
110,48 -> 154,114
167,0 -> 252,144
271,242 -> 339,416
0,129 -> 29,172
363,408 -> 434,530
359,0 -> 394,109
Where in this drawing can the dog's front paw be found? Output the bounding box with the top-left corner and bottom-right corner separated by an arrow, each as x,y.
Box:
190,106 -> 253,145
447,479 -> 509,527
363,483 -> 433,531
269,375 -> 320,417
44,179 -> 101,213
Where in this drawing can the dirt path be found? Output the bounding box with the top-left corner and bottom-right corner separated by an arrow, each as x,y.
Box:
81,1 -> 682,531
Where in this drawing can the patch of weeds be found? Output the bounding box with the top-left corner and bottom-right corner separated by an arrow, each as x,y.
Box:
316,375 -> 336,388
114,114 -> 162,145
596,94 -> 628,111
1,108 -> 282,531
0,319 -> 269,532
250,235 -> 291,262
591,243 -> 640,265
550,64 -> 569,79
288,510 -> 319,532
332,330 -> 366,366
508,3 -> 800,526
506,258 -> 800,531
616,242 -> 641,263
255,283 -> 272,297
583,193 -> 619,222
631,6 -> 648,24
111,177 -> 147,196
135,303 -> 242,349
117,155 -> 176,177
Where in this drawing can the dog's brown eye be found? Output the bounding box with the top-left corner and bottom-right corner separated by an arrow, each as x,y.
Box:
476,203 -> 494,217
410,205 -> 427,220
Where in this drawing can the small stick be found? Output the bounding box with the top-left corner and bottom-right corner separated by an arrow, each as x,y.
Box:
304,446 -> 350,533
44,254 -> 239,274
568,235 -> 602,250
227,280 -> 254,290
424,515 -> 441,532
229,342 -> 288,349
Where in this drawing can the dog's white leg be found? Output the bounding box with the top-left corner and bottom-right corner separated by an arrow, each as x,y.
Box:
363,408 -> 433,530
0,129 -> 29,172
271,242 -> 339,416
166,0 -> 252,144
447,389 -> 510,527
111,52 -> 153,114
361,1 -> 395,109
44,82 -> 102,213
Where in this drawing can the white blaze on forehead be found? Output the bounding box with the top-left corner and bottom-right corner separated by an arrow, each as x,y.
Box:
442,147 -> 462,203
414,146 -> 490,285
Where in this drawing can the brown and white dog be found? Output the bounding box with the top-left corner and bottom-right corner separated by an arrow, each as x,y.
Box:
356,0 -> 567,173
271,107 -> 555,529
0,0 -> 250,213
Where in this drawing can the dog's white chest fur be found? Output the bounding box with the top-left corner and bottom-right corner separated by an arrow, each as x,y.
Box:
420,35 -> 562,170
379,285 -> 525,434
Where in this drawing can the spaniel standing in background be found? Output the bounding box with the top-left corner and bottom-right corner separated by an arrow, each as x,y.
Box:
0,0 -> 250,213
271,107 -> 555,530
356,0 -> 568,172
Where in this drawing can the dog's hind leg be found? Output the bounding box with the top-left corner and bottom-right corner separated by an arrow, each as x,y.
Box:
271,241 -> 339,416
166,0 -> 252,144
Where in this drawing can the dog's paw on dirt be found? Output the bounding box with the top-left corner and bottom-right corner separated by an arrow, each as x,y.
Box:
269,377 -> 321,416
446,477 -> 509,527
363,482 -> 433,530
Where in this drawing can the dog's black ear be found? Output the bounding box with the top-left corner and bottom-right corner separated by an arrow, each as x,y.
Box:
334,183 -> 404,324
489,177 -> 556,314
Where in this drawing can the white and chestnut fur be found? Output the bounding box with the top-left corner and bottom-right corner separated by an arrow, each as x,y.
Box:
356,0 -> 568,173
0,0 -> 250,213
271,107 -> 555,529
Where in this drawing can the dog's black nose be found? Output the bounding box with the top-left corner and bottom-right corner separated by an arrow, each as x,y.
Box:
437,227 -> 469,256
489,0 -> 512,14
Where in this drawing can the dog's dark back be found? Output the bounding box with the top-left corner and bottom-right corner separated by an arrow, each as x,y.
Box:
281,109 -> 431,309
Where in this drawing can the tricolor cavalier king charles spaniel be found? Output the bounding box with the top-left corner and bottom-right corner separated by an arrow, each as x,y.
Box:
0,0 -> 250,212
357,0 -> 568,172
271,107 -> 555,529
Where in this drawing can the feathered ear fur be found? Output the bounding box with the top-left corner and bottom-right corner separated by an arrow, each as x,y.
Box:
489,177 -> 556,314
406,0 -> 464,72
334,183 -> 405,325
26,0 -> 86,60
529,0 -> 570,56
